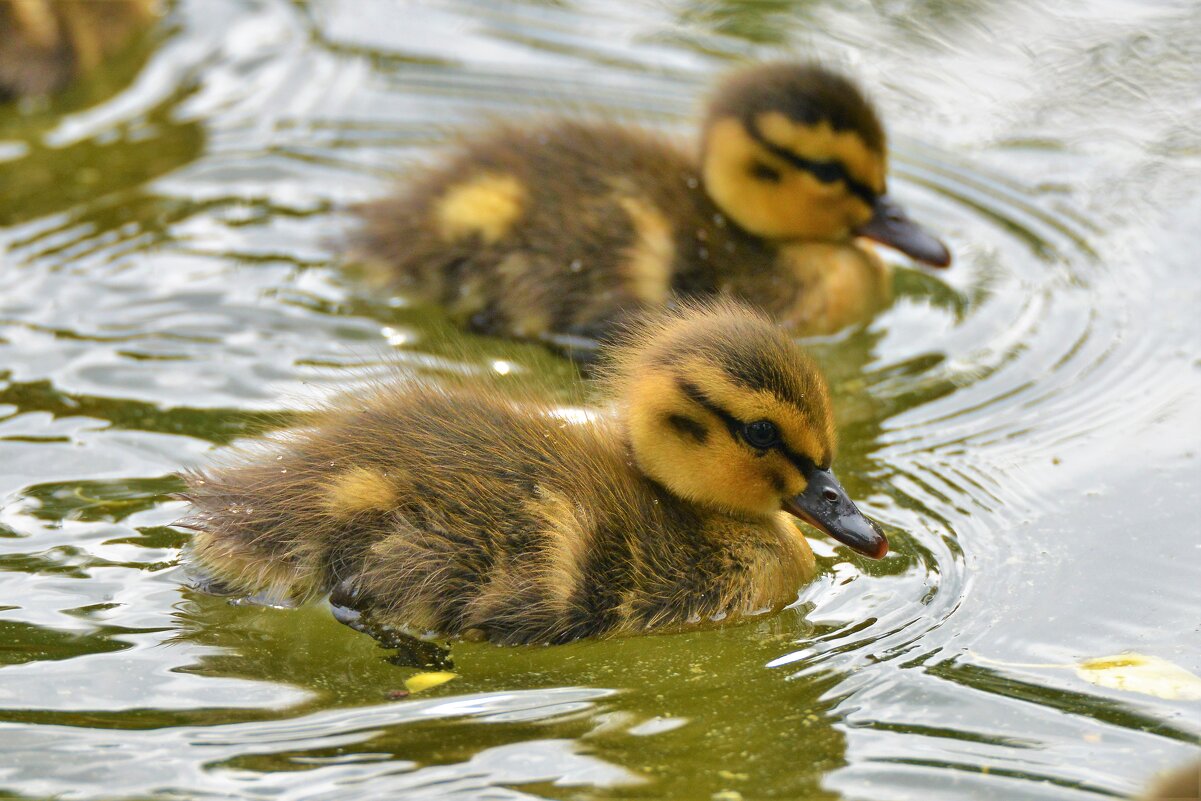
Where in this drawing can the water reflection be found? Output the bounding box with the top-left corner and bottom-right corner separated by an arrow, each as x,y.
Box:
164,596 -> 854,799
0,92 -> 204,228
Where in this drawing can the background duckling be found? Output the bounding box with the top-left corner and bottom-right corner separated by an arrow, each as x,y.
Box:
1139,760 -> 1199,801
352,61 -> 951,353
0,0 -> 156,101
181,301 -> 887,646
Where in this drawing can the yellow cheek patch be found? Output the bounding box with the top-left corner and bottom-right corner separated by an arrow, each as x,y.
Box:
703,117 -> 795,239
756,112 -> 886,193
435,173 -> 527,243
626,370 -> 778,517
702,118 -> 867,241
617,196 -> 675,305
626,371 -> 691,449
322,466 -> 400,517
704,435 -> 780,513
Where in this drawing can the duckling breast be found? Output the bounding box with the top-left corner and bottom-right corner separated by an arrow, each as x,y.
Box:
734,241 -> 892,334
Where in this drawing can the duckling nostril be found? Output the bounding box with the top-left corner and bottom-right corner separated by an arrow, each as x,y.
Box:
822,488 -> 839,503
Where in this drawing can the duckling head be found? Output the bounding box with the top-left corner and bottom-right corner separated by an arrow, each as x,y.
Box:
606,301 -> 888,558
701,62 -> 950,268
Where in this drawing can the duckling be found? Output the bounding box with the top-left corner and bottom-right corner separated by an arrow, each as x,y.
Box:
1140,760 -> 1199,801
180,302 -> 888,646
353,61 -> 950,352
0,0 -> 156,101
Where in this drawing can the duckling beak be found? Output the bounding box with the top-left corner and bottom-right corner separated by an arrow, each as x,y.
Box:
782,469 -> 889,559
855,195 -> 951,268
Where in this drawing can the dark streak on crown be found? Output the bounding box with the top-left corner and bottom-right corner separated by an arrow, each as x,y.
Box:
707,62 -> 885,153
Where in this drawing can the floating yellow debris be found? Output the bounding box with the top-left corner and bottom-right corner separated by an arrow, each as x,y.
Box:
404,671 -> 457,694
971,650 -> 1201,701
1074,653 -> 1201,701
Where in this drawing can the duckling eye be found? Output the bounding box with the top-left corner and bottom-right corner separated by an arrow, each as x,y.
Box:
742,419 -> 779,449
748,161 -> 781,183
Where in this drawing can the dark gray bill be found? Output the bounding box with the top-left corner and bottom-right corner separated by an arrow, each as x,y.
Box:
856,194 -> 952,268
782,468 -> 888,559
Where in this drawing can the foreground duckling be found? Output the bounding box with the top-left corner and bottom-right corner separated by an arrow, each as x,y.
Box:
0,0 -> 156,100
353,61 -> 950,351
181,302 -> 887,645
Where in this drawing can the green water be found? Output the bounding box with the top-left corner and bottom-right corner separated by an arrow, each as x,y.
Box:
1,1 -> 1199,799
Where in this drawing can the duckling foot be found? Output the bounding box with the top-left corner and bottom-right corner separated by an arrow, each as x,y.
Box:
183,564 -> 298,608
386,640 -> 454,671
180,553 -> 241,597
329,599 -> 453,671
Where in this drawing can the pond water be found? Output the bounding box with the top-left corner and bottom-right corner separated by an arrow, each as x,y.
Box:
1,1 -> 1199,799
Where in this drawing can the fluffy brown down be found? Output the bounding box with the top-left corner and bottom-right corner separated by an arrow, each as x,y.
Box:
180,303 -> 829,645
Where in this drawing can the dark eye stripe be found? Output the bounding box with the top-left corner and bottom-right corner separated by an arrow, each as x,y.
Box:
667,413 -> 708,443
747,122 -> 878,208
677,379 -> 741,439
749,161 -> 782,183
676,378 -> 821,477
780,445 -> 819,478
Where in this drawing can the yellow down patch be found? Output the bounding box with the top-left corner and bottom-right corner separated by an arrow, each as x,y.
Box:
617,195 -> 675,304
322,466 -> 399,517
436,173 -> 527,243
